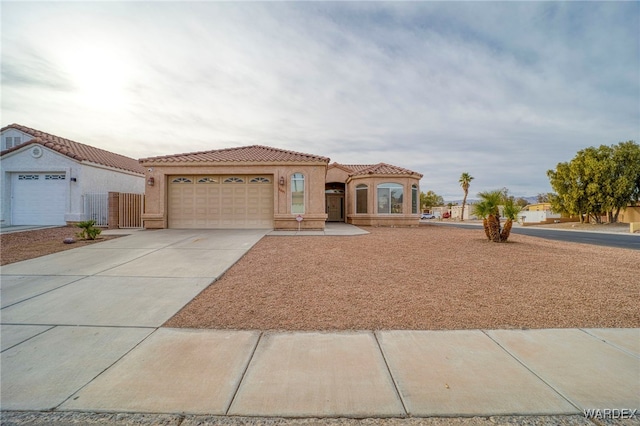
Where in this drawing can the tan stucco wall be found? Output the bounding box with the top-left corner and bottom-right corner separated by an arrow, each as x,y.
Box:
140,161 -> 328,230
326,166 -> 350,184
619,206 -> 640,224
345,175 -> 420,227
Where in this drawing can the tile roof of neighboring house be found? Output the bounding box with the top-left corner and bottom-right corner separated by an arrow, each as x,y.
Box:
0,124 -> 144,175
140,145 -> 330,164
334,162 -> 423,177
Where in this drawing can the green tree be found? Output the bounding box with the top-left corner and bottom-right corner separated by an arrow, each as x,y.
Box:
420,190 -> 444,211
608,141 -> 640,222
458,172 -> 474,221
547,161 -> 586,221
515,197 -> 529,208
547,141 -> 640,223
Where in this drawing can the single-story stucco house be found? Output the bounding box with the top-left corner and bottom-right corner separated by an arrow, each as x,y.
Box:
1,124 -> 145,226
140,145 -> 423,230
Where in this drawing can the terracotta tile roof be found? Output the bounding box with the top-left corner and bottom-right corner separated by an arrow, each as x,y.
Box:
140,145 -> 330,164
335,162 -> 423,177
1,124 -> 144,175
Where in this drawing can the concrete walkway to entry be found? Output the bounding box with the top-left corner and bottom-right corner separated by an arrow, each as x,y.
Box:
1,228 -> 638,420
268,222 -> 369,236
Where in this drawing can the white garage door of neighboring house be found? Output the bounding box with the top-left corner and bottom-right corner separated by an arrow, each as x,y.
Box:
11,173 -> 67,225
168,175 -> 273,229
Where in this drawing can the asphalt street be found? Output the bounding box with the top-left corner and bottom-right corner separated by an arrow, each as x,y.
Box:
430,222 -> 640,250
510,227 -> 640,250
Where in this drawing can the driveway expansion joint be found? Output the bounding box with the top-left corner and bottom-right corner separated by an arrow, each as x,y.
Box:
579,328 -> 640,359
373,330 -> 409,417
480,330 -> 582,412
225,331 -> 263,415
53,327 -> 159,411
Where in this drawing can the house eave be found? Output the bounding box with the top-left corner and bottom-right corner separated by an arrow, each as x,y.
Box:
346,172 -> 423,183
81,160 -> 145,177
139,160 -> 330,168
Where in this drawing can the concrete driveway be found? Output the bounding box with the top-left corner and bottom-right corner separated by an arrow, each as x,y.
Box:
1,228 -> 268,410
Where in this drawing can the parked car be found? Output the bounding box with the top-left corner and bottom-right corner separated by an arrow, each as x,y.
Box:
420,213 -> 436,219
442,212 -> 451,219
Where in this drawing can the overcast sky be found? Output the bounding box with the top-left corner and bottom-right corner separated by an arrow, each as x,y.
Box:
2,1 -> 638,200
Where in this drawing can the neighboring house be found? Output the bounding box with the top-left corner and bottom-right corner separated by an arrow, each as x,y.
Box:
526,202 -> 552,212
1,124 -> 145,226
519,210 -> 561,224
519,203 -> 565,224
450,204 -> 476,221
617,205 -> 640,224
140,146 -> 423,230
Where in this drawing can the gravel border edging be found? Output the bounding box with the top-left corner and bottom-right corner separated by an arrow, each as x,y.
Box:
0,411 -> 611,426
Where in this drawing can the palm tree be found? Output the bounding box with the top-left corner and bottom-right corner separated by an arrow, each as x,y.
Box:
473,190 -> 501,241
500,199 -> 523,242
459,173 -> 474,221
473,190 -> 522,243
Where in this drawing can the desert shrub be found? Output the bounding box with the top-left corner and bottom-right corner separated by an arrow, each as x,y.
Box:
75,220 -> 102,240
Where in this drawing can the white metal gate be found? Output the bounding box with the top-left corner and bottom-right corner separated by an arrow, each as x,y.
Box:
84,193 -> 109,227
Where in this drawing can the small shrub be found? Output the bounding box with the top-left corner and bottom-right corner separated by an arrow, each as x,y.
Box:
75,220 -> 102,240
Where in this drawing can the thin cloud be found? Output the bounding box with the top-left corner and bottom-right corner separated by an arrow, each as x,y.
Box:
1,2 -> 637,199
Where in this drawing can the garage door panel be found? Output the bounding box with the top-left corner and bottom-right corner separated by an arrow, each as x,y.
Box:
169,175 -> 273,229
12,173 -> 67,225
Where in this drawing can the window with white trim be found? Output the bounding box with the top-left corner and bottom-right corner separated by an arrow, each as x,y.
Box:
356,184 -> 368,214
291,173 -> 305,214
377,183 -> 403,214
4,136 -> 22,149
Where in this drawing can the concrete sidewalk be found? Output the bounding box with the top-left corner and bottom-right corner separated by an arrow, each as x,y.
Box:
1,229 -> 638,422
2,327 -> 638,419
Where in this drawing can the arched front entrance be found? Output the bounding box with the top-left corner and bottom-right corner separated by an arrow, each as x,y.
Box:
325,182 -> 345,222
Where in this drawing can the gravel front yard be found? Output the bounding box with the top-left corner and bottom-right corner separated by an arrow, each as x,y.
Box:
165,225 -> 639,331
0,227 -> 120,266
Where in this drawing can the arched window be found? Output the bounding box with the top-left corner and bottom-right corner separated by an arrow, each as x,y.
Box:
412,184 -> 419,214
377,183 -> 403,214
291,173 -> 305,214
356,184 -> 368,214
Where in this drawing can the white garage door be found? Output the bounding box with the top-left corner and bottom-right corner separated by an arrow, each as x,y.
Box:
168,175 -> 273,229
11,173 -> 67,225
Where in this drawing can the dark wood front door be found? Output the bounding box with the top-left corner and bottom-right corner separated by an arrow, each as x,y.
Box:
326,194 -> 344,222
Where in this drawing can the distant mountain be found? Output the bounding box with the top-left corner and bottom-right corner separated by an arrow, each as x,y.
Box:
443,196 -> 539,205
443,199 -> 478,205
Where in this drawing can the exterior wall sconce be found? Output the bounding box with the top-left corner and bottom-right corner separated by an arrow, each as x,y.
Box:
70,177 -> 77,182
147,177 -> 155,186
279,176 -> 285,186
